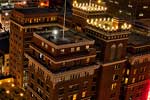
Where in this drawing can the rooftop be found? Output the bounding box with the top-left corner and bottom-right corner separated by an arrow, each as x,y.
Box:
128,33 -> 150,46
36,26 -> 93,45
86,17 -> 131,34
14,8 -> 58,15
73,2 -> 107,12
133,19 -> 150,30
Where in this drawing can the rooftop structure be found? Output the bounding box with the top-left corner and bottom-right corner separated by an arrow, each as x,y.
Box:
38,29 -> 93,45
72,2 -> 107,19
132,19 -> 150,36
87,17 -> 131,33
73,2 -> 107,12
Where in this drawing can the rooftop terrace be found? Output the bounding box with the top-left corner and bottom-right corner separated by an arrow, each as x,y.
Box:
36,26 -> 93,45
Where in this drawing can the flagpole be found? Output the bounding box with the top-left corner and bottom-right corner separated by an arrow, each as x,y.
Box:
62,0 -> 67,39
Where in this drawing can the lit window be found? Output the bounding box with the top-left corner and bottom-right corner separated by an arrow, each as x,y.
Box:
86,58 -> 90,63
139,13 -> 144,16
132,78 -> 135,83
113,74 -> 119,80
73,94 -> 77,100
127,69 -> 130,75
61,49 -> 65,53
41,42 -> 44,46
114,1 -> 119,4
82,91 -> 86,98
143,6 -> 148,9
52,48 -> 55,53
114,64 -> 120,70
39,53 -> 43,59
111,83 -> 117,90
128,4 -> 133,8
124,78 -> 128,84
45,44 -> 48,49
71,48 -> 75,52
133,69 -> 137,75
76,47 -> 80,51
86,45 -> 89,49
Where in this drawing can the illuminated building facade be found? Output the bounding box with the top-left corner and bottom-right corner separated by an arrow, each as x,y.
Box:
59,1 -> 108,32
0,6 -> 13,31
25,24 -> 99,100
85,17 -> 131,100
104,0 -> 150,19
10,8 -> 58,88
121,20 -> 150,100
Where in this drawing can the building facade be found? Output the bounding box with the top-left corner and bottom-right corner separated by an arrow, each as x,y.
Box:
25,24 -> 99,100
104,0 -> 150,19
9,8 -> 58,88
121,21 -> 150,100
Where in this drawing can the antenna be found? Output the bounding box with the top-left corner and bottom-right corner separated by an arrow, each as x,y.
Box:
62,0 -> 67,39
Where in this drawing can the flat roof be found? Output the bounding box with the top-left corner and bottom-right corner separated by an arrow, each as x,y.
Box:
14,8 -> 58,15
128,33 -> 150,46
133,19 -> 150,30
37,26 -> 93,45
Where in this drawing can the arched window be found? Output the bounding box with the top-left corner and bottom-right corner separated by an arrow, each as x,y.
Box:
117,43 -> 123,59
110,44 -> 116,61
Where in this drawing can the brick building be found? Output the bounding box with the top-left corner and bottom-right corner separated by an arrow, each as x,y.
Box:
25,24 -> 99,100
9,8 -> 58,88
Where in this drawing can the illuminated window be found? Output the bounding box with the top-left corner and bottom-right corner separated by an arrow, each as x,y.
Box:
111,83 -> 117,90
52,48 -> 55,53
73,94 -> 77,100
122,68 -> 126,74
139,13 -> 144,16
39,53 -> 43,59
86,45 -> 89,49
41,42 -> 44,46
114,64 -> 120,70
71,48 -> 75,52
51,17 -> 56,21
124,78 -> 128,84
61,49 -> 65,54
132,78 -> 135,83
143,6 -> 148,9
86,58 -> 90,63
45,44 -> 48,49
82,91 -> 86,98
113,74 -> 119,81
76,47 -> 80,51
127,69 -> 130,75
133,69 -> 137,75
